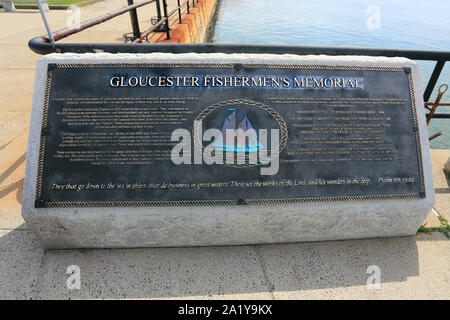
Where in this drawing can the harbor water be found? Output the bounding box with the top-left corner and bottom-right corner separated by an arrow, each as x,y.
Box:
209,0 -> 450,149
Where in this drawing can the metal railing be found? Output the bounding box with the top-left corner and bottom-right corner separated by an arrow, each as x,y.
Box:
130,0 -> 201,43
28,0 -> 450,123
31,0 -> 199,46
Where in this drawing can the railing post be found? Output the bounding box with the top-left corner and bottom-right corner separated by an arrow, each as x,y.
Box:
36,0 -> 55,48
127,0 -> 141,40
155,0 -> 162,21
177,0 -> 182,24
423,60 -> 445,102
162,0 -> 170,40
187,0 -> 190,14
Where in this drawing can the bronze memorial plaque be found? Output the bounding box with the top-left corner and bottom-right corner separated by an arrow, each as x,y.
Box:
34,63 -> 424,207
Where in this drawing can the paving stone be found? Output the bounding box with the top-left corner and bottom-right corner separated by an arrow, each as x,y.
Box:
36,245 -> 271,299
430,149 -> 450,221
256,233 -> 449,299
0,230 -> 44,299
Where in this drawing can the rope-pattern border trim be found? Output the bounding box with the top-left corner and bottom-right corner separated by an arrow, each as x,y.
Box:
45,200 -> 236,208
55,63 -> 234,69
246,194 -> 420,204
54,63 -> 404,72
35,70 -> 51,201
407,73 -> 425,194
44,194 -> 420,207
242,64 -> 405,71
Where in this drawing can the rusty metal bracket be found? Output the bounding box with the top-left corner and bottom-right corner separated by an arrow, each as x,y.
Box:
427,84 -> 448,125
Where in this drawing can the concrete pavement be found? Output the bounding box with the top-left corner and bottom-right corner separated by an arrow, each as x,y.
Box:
0,0 -> 180,148
0,229 -> 448,299
0,2 -> 449,299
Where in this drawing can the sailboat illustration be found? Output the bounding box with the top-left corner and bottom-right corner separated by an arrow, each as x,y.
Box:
213,108 -> 264,153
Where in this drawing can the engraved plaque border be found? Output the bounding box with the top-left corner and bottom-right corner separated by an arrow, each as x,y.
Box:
34,63 -> 425,208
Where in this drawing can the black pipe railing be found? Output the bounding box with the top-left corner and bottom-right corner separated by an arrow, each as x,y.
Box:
28,0 -> 450,120
162,0 -> 170,39
44,0 -> 157,43
36,0 -> 198,45
424,60 -> 446,102
127,0 -> 141,39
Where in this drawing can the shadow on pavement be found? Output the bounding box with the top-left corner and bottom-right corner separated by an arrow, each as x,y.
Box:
0,225 -> 426,299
